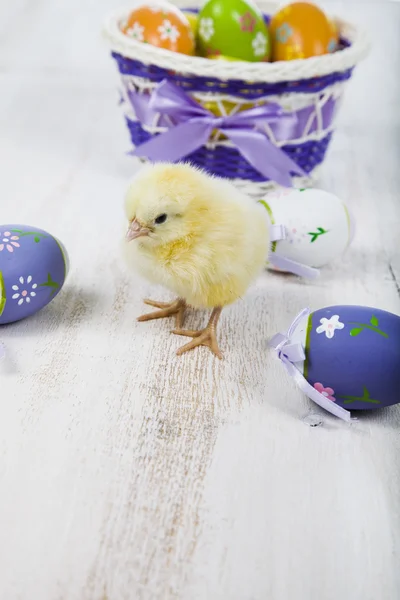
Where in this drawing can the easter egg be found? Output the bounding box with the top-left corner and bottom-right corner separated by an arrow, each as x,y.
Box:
0,225 -> 68,325
328,18 -> 339,42
274,305 -> 400,412
259,188 -> 354,275
270,2 -> 338,61
197,0 -> 270,61
182,11 -> 198,37
120,2 -> 195,56
208,54 -> 240,61
201,98 -> 254,117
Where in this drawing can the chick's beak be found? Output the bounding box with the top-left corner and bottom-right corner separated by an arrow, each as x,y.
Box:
126,219 -> 150,241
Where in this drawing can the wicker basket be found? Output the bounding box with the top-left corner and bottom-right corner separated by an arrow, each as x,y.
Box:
103,1 -> 369,196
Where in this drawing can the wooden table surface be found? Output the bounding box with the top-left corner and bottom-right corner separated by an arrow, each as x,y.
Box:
1,1 -> 399,599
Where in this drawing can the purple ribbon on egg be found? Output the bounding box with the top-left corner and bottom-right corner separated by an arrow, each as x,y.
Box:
268,224 -> 320,279
127,79 -> 311,188
269,308 -> 354,422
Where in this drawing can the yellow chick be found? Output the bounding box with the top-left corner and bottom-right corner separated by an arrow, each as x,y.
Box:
124,163 -> 270,358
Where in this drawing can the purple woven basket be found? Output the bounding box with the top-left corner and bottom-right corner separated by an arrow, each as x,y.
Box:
103,2 -> 369,195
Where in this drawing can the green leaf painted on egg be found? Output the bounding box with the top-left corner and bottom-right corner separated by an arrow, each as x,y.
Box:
308,227 -> 328,243
0,271 -> 6,317
370,315 -> 379,327
11,230 -> 47,242
39,273 -> 60,298
349,321 -> 389,338
350,327 -> 362,336
339,385 -> 381,405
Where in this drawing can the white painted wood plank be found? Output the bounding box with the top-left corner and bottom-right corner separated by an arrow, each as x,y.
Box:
0,1 -> 399,599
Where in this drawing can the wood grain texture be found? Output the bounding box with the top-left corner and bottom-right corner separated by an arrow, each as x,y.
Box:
0,1 -> 400,599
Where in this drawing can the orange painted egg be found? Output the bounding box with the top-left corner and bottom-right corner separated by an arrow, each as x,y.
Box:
270,2 -> 339,61
328,18 -> 339,42
120,2 -> 195,56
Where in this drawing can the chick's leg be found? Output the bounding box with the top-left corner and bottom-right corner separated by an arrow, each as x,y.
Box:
138,298 -> 186,329
173,307 -> 223,359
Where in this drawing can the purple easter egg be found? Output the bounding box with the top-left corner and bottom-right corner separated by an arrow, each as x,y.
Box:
0,225 -> 69,325
303,306 -> 400,410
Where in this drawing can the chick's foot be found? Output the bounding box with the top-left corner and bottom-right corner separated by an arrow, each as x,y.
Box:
173,307 -> 223,359
137,298 -> 186,329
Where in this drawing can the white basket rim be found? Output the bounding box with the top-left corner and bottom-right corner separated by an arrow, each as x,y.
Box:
102,1 -> 370,84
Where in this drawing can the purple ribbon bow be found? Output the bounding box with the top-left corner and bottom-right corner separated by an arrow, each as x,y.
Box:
128,80 -> 307,188
269,308 -> 354,422
268,224 -> 320,279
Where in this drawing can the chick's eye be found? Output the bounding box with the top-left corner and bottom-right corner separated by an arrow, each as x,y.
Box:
154,213 -> 167,225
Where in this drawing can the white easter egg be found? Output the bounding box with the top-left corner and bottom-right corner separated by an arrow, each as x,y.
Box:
260,188 -> 354,272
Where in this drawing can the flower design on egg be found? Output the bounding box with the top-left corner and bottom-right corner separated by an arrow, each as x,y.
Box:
239,12 -> 256,33
205,46 -> 220,57
316,315 -> 344,339
125,22 -> 145,42
158,19 -> 180,43
12,275 -> 37,306
252,32 -> 267,57
266,188 -> 292,200
12,276 -> 37,306
199,17 -> 214,42
327,38 -> 337,53
275,23 -> 293,44
314,382 -> 336,402
0,231 -> 20,253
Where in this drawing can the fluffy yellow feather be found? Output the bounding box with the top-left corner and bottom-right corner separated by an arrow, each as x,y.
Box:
124,162 -> 270,357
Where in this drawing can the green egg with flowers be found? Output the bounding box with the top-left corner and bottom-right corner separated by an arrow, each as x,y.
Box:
197,0 -> 271,62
